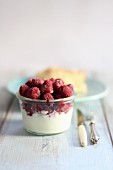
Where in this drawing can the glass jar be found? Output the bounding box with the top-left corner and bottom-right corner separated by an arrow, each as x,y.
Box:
16,92 -> 75,135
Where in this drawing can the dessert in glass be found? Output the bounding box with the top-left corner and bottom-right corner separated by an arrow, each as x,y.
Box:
16,78 -> 75,135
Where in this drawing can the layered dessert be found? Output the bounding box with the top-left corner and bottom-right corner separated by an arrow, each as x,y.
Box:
37,67 -> 87,94
17,78 -> 75,135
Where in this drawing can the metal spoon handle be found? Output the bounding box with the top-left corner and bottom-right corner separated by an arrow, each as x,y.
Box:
90,120 -> 100,144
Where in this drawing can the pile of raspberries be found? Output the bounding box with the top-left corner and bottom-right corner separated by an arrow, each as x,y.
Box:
19,78 -> 74,100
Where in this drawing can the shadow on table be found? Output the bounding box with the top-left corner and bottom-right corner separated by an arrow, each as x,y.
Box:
0,119 -> 43,137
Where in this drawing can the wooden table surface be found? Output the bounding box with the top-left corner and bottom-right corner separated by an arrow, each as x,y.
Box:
0,70 -> 113,170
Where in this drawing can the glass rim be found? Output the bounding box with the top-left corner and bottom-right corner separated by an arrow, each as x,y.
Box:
16,92 -> 75,103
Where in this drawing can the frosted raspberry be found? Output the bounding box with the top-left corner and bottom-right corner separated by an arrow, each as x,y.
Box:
49,78 -> 55,84
26,79 -> 33,87
53,88 -> 62,99
61,103 -> 71,113
67,84 -> 74,90
42,93 -> 54,101
41,80 -> 53,94
53,79 -> 64,90
26,87 -> 40,99
61,85 -> 74,98
32,78 -> 44,87
19,84 -> 29,97
56,101 -> 70,113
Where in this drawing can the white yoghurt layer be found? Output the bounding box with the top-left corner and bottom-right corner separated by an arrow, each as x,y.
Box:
21,107 -> 73,134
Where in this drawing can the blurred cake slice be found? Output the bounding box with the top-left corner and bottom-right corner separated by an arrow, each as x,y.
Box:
37,67 -> 87,94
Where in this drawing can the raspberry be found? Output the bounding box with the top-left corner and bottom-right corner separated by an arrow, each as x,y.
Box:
60,85 -> 74,98
19,84 -> 29,97
32,78 -> 44,87
53,79 -> 64,90
61,103 -> 71,113
49,78 -> 55,84
56,101 -> 70,113
41,80 -> 53,94
26,79 -> 33,87
53,88 -> 62,99
67,84 -> 74,91
26,87 -> 40,99
42,93 -> 54,101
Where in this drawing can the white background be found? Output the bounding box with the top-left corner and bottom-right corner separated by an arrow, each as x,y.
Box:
0,0 -> 113,72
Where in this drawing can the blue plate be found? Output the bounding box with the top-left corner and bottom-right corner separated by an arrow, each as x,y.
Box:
7,77 -> 30,95
7,77 -> 109,103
